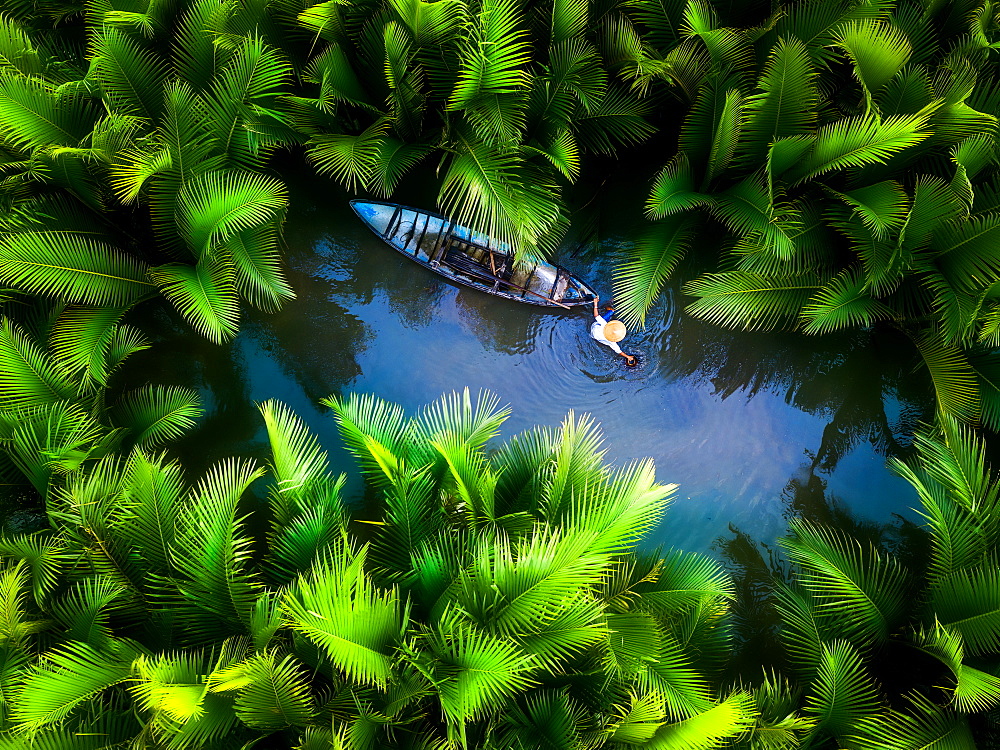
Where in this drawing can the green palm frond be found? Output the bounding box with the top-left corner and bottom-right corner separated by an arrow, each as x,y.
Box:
11,640 -> 137,732
930,214 -> 1000,294
804,640 -> 881,736
412,607 -> 536,732
795,111 -> 931,184
503,690 -> 586,750
149,259 -> 240,344
50,305 -> 140,386
704,89 -> 743,186
683,271 -> 823,331
913,333 -> 980,425
740,36 -> 817,163
0,533 -> 67,604
711,176 -> 799,260
323,391 -> 411,486
48,576 -> 128,646
233,651 -> 314,729
0,16 -> 42,77
413,388 -> 509,456
550,0 -> 587,44
573,85 -> 655,154
645,154 -> 712,220
0,74 -> 96,150
388,0 -> 462,46
0,561 -> 36,646
89,26 -> 167,121
0,401 -> 107,492
834,180 -> 909,240
283,544 -> 404,688
0,231 -> 154,307
439,135 -> 563,256
0,317 -> 76,411
915,621 -> 1000,713
222,225 -> 295,313
259,399 -> 331,514
630,548 -> 734,615
169,458 -> 265,642
371,469 -> 440,579
799,269 -> 893,335
634,634 -> 715,720
780,519 -> 908,643
110,385 -> 202,448
846,694 -> 976,750
116,450 -> 185,576
204,35 -> 292,167
642,692 -> 756,750
448,0 -> 531,111
613,216 -> 696,328
176,170 -> 288,258
371,137 -> 431,198
834,21 -> 912,106
929,566 -> 1000,656
307,120 -> 388,193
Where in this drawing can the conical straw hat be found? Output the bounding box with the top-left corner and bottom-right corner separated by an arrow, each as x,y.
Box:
604,320 -> 626,342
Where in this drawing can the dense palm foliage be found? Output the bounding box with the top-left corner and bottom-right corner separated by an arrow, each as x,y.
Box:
0,390 -> 752,748
3,391 -> 1000,748
607,0 -> 1000,430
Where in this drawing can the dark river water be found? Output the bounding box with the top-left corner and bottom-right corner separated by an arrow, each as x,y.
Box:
133,167 -> 933,555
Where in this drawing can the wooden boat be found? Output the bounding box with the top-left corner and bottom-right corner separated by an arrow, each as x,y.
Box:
350,200 -> 597,309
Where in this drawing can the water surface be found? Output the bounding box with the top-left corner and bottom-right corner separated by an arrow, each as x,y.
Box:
135,172 -> 932,553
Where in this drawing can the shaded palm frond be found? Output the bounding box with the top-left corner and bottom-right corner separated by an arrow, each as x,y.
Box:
110,385 -> 202,448
149,259 -> 240,344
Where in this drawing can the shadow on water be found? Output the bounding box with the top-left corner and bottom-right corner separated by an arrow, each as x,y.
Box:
117,162 -> 934,554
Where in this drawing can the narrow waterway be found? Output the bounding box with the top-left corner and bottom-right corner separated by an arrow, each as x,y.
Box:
134,169 -> 932,554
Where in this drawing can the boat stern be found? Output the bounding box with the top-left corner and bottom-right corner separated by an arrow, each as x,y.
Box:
350,200 -> 398,238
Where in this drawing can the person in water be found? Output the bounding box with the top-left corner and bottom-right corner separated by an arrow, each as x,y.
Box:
591,297 -> 637,366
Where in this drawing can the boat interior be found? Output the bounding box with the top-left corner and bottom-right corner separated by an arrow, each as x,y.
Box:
375,204 -> 590,305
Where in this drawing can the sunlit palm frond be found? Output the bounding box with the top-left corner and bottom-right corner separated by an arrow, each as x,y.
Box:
794,111 -> 931,184
283,544 -> 404,688
740,36 -> 817,164
50,305 -> 138,386
169,458 -> 265,643
803,640 -> 880,737
0,74 -> 96,151
221,225 -> 295,313
323,391 -> 412,486
176,170 -> 288,258
0,16 -> 42,76
799,269 -> 893,335
834,20 -> 911,106
683,271 -> 823,331
116,450 -> 186,576
929,566 -> 1000,656
448,0 -> 531,111
613,215 -> 696,328
233,651 -> 314,729
641,692 -> 756,750
0,230 -> 154,307
645,154 -> 712,220
11,640 -> 137,732
913,333 -> 980,425
914,621 -> 1000,713
846,694 -> 976,750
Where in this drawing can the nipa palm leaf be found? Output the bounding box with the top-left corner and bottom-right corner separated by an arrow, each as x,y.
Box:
110,385 -> 202,448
